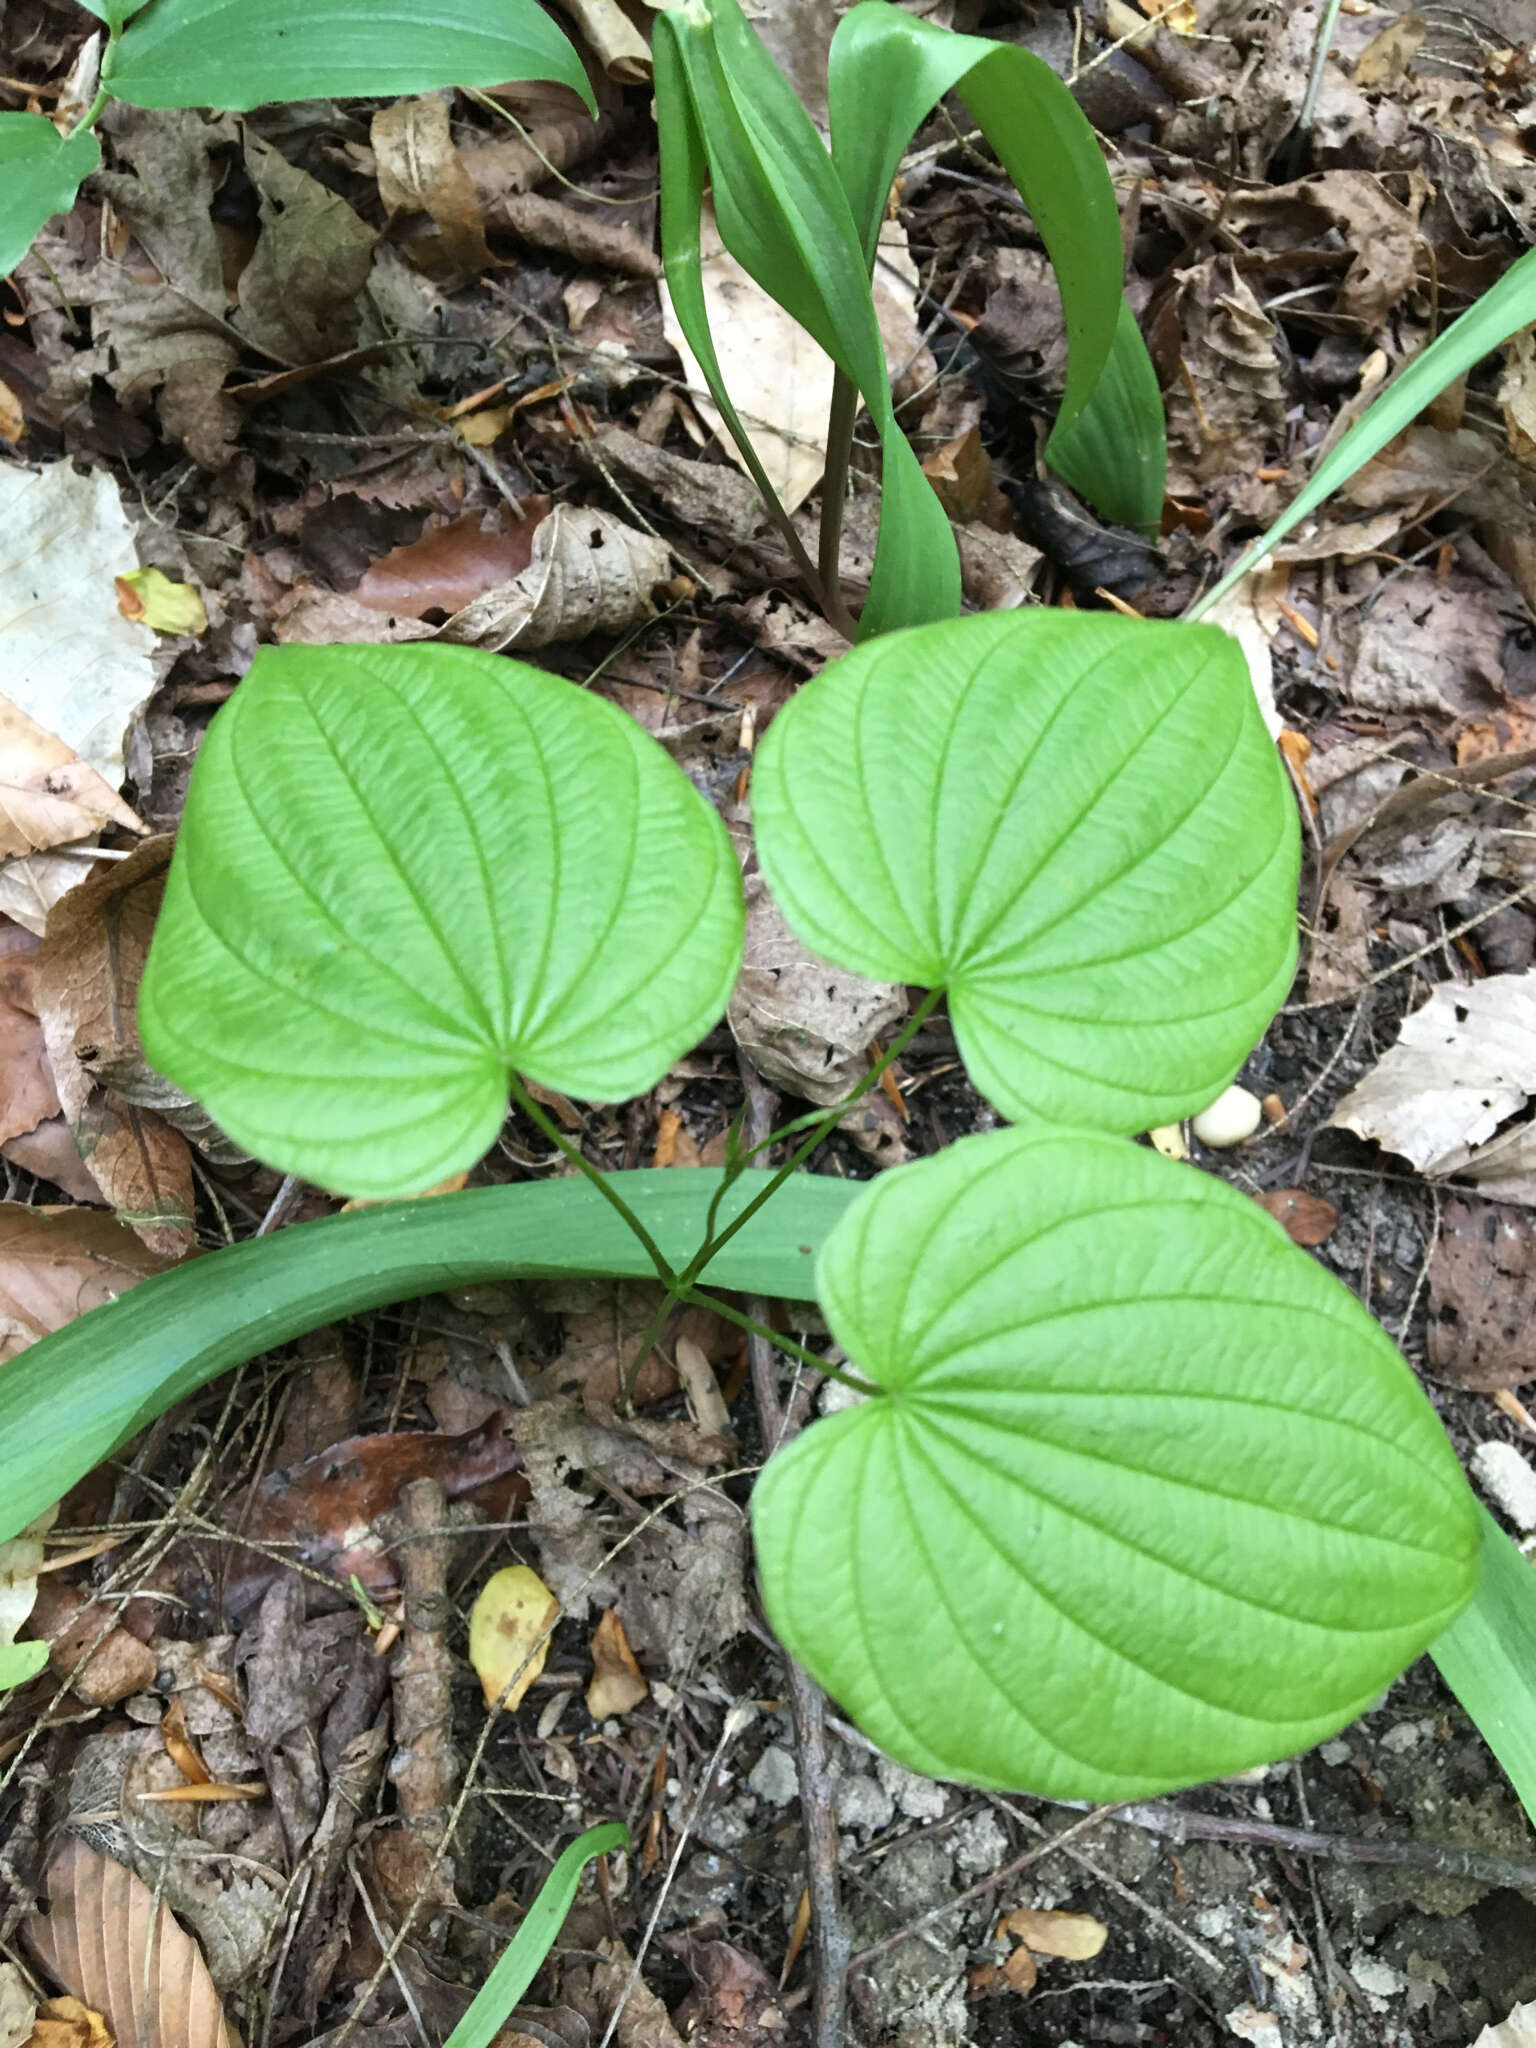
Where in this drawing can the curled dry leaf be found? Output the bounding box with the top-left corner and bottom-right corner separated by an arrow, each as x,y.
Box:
354,504 -> 548,619
0,921 -> 63,1150
469,1564 -> 559,1711
0,1506 -> 55,1654
371,94 -> 491,282
26,1840 -> 237,2048
562,0 -> 653,81
0,696 -> 143,862
587,1608 -> 648,1719
498,192 -> 660,278
439,504 -> 671,651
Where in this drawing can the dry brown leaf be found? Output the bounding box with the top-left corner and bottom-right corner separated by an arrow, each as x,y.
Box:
371,94 -> 491,281
34,838 -> 244,1172
2,1117 -> 105,1205
26,1841 -> 237,2048
1161,259 -> 1285,505
586,1608 -> 648,1719
354,505 -> 548,619
922,426 -> 1012,530
997,1907 -> 1108,1961
672,1333 -> 731,1437
439,505 -> 671,651
1001,1946 -> 1038,1995
0,697 -> 143,861
498,192 -> 660,278
0,920 -> 61,1150
28,1581 -> 158,1707
1354,11 -> 1426,85
69,1100 -> 195,1261
236,134 -> 377,365
1254,1188 -> 1340,1247
160,1697 -> 211,1786
0,1204 -> 172,1363
562,0 -> 653,80
1427,1197 -> 1536,1389
28,1996 -> 114,2048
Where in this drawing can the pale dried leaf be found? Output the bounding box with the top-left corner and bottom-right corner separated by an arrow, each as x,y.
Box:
25,1841 -> 236,2048
586,1608 -> 648,1719
997,1907 -> 1108,1961
0,698 -> 143,862
0,1204 -> 173,1364
562,0 -> 652,80
1328,972 -> 1536,1173
2,1116 -> 105,1205
1471,2001 -> 1536,2048
439,505 -> 670,651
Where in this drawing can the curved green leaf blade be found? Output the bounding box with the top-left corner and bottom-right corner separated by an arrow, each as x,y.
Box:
827,1 -> 1161,523
1431,1507 -> 1536,1825
0,115 -> 100,275
108,0 -> 595,114
754,1126 -> 1481,1799
752,611 -> 1299,1134
1192,246 -> 1536,618
0,1170 -> 858,1546
139,644 -> 742,1196
1044,297 -> 1166,534
653,0 -> 960,635
445,1822 -> 628,2048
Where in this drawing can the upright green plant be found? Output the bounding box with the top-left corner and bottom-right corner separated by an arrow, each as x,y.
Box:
655,0 -> 1166,637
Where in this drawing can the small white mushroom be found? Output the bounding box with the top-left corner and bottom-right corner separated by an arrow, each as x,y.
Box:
1192,1084 -> 1263,1149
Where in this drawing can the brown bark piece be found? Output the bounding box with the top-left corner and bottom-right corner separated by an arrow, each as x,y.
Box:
29,1581 -> 157,1707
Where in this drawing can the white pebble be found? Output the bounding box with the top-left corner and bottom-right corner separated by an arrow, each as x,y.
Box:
1472,1440 -> 1536,1533
1192,1084 -> 1263,1148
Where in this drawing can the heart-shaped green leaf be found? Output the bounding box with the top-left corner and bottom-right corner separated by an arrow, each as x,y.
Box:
139,644 -> 743,1197
753,611 -> 1299,1133
753,1128 -> 1480,1798
108,0 -> 595,114
0,114 -> 100,276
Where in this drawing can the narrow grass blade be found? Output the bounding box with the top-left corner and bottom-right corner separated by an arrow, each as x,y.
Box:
1044,297 -> 1166,534
1431,1507 -> 1536,1824
444,1823 -> 627,2048
1191,247 -> 1536,618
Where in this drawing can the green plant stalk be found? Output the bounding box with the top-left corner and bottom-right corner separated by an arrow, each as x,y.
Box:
682,1285 -> 878,1393
819,368 -> 861,626
619,986 -> 942,1403
506,1072 -> 679,1287
443,1822 -> 627,2048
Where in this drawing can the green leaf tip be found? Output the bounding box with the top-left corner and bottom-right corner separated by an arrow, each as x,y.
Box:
139,642 -> 743,1198
753,609 -> 1300,1135
753,1126 -> 1481,1799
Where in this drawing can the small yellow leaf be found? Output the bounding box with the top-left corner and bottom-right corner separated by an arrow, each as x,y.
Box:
113,569 -> 209,637
997,1907 -> 1108,1962
29,1996 -> 115,2048
469,1565 -> 559,1712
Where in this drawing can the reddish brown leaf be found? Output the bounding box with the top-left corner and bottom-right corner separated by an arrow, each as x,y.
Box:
353,504 -> 548,619
26,1841 -> 236,2048
0,1204 -> 173,1365
1254,1188 -> 1341,1247
587,1608 -> 648,1719
1428,1196 -> 1536,1389
28,1581 -> 157,1708
0,918 -> 61,1148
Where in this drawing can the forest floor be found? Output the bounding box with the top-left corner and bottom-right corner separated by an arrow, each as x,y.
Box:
4,0 -> 1536,2043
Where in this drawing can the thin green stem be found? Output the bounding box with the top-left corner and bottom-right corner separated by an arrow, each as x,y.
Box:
66,85 -> 110,140
818,370 -> 860,632
506,1074 -> 678,1289
681,986 -> 942,1288
684,1287 -> 877,1395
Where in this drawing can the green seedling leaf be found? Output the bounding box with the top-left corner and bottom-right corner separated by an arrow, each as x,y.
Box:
0,1169 -> 858,1545
827,1 -> 1161,526
445,1822 -> 627,2048
108,0 -> 595,114
0,114 -> 101,276
1044,298 -> 1167,535
0,1640 -> 47,1690
754,1126 -> 1481,1798
1193,245 -> 1536,617
753,611 -> 1298,1135
139,644 -> 742,1197
75,0 -> 152,26
654,0 -> 960,636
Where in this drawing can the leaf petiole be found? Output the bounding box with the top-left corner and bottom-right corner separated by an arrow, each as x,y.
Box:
506,1074 -> 679,1290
